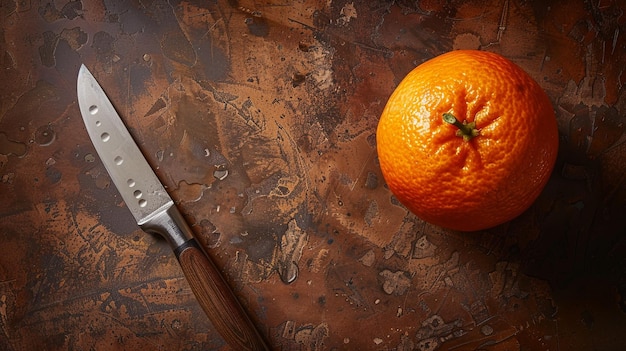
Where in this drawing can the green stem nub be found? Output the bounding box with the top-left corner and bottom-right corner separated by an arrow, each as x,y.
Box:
443,113 -> 480,141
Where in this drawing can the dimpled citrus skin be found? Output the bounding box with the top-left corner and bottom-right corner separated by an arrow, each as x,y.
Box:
376,50 -> 559,232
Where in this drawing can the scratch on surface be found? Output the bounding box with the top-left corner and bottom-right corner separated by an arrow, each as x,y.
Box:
126,61 -> 132,125
496,0 -> 509,42
483,0 -> 509,48
611,27 -> 619,55
202,18 -> 223,39
554,318 -> 561,350
432,286 -> 451,314
277,218 -> 309,284
275,121 -> 312,197
1,294 -> 9,340
349,148 -> 375,191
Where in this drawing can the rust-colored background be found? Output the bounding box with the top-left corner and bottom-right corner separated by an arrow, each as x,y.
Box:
1,1 -> 625,350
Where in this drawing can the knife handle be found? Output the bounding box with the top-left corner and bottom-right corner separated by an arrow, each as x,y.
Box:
140,205 -> 269,351
174,239 -> 269,351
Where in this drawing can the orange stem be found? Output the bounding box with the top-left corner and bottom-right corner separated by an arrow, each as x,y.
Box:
443,113 -> 480,141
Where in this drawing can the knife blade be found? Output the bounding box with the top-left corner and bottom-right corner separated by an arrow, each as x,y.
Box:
77,64 -> 269,351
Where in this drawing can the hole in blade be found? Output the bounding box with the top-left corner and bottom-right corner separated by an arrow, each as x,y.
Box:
127,179 -> 135,187
114,156 -> 123,165
89,105 -> 98,115
101,132 -> 110,142
133,190 -> 142,198
138,199 -> 147,207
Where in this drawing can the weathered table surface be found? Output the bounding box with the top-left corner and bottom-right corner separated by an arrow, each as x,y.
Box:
1,1 -> 625,350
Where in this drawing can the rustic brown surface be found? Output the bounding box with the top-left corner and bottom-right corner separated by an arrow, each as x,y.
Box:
1,1 -> 625,350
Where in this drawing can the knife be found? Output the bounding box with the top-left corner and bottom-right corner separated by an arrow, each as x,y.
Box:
77,65 -> 269,351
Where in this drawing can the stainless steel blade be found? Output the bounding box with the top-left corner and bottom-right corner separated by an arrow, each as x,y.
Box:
77,64 -> 171,226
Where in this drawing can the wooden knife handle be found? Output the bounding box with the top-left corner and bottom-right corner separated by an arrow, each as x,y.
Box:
174,239 -> 270,351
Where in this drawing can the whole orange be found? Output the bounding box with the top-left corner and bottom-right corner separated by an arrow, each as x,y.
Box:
376,50 -> 559,232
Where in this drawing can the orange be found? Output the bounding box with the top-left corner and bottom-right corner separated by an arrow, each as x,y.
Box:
376,50 -> 559,232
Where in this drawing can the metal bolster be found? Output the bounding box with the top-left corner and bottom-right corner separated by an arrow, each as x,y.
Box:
138,202 -> 194,250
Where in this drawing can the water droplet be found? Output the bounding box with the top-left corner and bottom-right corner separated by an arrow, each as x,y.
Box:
34,125 -> 56,146
177,181 -> 207,202
480,324 -> 494,336
84,153 -> 95,162
213,169 -> 229,180
155,150 -> 164,161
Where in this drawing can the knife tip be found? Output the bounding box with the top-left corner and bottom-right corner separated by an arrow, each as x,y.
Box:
77,64 -> 96,87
